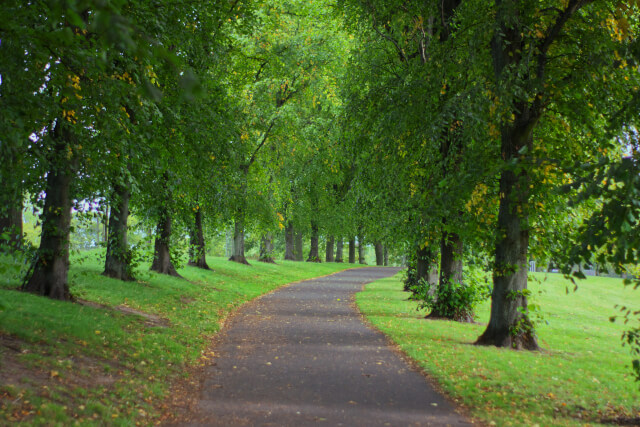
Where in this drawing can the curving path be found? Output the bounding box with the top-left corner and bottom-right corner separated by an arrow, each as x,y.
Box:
189,267 -> 471,426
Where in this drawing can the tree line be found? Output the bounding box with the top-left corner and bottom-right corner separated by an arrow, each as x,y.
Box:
1,0 -> 640,372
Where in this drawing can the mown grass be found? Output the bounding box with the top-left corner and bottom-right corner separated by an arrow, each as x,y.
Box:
356,272 -> 640,426
0,252 -> 359,426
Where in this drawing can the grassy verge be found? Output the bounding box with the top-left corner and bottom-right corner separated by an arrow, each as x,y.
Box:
356,272 -> 640,426
0,252 -> 359,426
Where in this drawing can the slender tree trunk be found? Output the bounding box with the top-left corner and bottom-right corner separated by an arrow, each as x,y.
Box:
229,216 -> 250,265
307,222 -> 321,262
259,232 -> 276,263
416,245 -> 432,284
348,237 -> 356,263
103,179 -> 133,280
335,238 -> 344,262
374,241 -> 384,266
439,231 -> 463,287
0,149 -> 23,250
358,236 -> 366,264
0,202 -> 23,250
294,230 -> 303,261
188,207 -> 210,270
150,205 -> 181,277
325,235 -> 335,262
22,122 -> 73,300
384,246 -> 389,266
284,222 -> 295,260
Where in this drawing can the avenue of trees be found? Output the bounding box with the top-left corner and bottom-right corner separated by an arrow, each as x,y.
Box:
1,0 -> 640,372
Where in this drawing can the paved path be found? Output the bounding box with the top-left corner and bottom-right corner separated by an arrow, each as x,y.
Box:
192,267 -> 471,426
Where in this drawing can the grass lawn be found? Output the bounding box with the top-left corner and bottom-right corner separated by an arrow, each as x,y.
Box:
356,272 -> 640,426
0,252 -> 359,426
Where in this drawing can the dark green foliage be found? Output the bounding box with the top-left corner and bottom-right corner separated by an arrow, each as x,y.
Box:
409,270 -> 490,322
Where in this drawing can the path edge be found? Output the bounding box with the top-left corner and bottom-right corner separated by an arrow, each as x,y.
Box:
351,270 -> 483,427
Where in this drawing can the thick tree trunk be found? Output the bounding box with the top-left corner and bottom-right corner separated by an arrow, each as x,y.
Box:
103,179 -> 133,280
476,159 -> 538,349
307,222 -> 321,262
384,246 -> 389,266
294,230 -> 303,261
325,235 -> 335,262
284,222 -> 295,260
22,123 -> 73,300
335,238 -> 344,262
188,207 -> 210,270
476,95 -> 539,349
151,206 -> 181,277
374,241 -> 384,266
229,217 -> 250,265
259,233 -> 276,263
348,237 -> 356,263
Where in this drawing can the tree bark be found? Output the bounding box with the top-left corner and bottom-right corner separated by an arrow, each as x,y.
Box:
439,231 -> 463,287
325,235 -> 335,262
0,148 -> 23,250
416,245 -> 432,284
348,237 -> 356,263
294,229 -> 303,261
229,216 -> 250,265
358,236 -> 366,264
103,178 -> 133,280
374,241 -> 384,266
284,222 -> 295,260
384,245 -> 389,266
307,222 -> 321,262
259,232 -> 276,263
150,205 -> 181,277
0,202 -> 22,250
476,0 -> 547,350
188,206 -> 210,270
335,238 -> 344,262
22,122 -> 73,300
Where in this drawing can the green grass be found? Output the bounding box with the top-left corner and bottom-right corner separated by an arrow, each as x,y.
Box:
0,252 -> 360,426
356,272 -> 640,426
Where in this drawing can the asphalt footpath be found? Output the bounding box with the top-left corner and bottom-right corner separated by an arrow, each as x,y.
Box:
189,267 -> 472,426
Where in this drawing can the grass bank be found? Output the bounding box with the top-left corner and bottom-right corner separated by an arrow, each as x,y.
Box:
0,253 -> 359,426
356,272 -> 640,426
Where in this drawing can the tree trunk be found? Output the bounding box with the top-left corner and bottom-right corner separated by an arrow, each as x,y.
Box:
188,207 -> 210,270
416,245 -> 432,284
348,237 -> 356,263
0,148 -> 23,250
22,122 -> 73,300
476,121 -> 539,348
307,222 -> 321,262
439,231 -> 463,287
150,206 -> 181,277
259,233 -> 276,263
229,216 -> 250,265
374,241 -> 384,266
294,230 -> 303,261
0,202 -> 22,250
358,236 -> 366,264
384,246 -> 389,266
103,179 -> 133,280
335,238 -> 344,262
284,222 -> 295,260
325,235 -> 335,262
